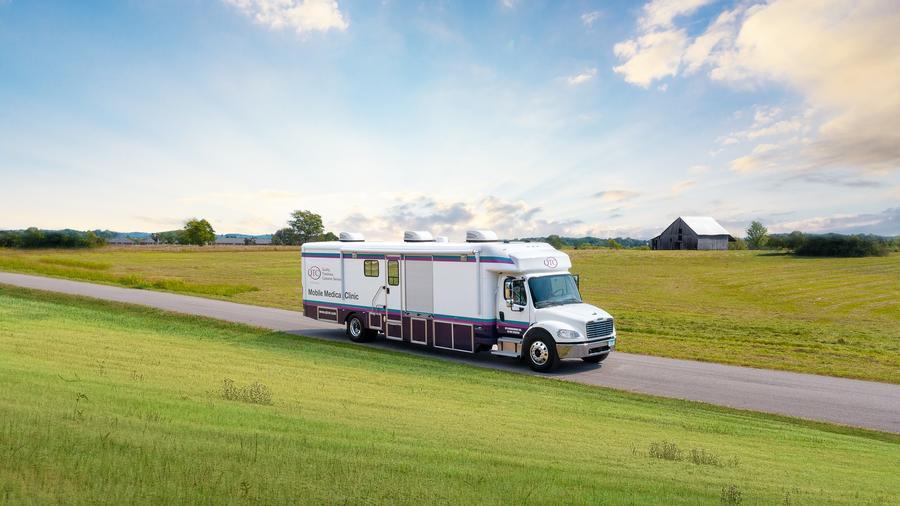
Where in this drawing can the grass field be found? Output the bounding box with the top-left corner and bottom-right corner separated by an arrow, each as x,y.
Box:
1,246 -> 898,383
0,285 -> 897,505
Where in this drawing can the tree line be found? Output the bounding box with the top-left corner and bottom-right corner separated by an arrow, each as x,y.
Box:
0,228 -> 107,249
731,220 -> 897,257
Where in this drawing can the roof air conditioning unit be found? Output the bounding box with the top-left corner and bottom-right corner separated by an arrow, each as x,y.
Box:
403,230 -> 435,242
339,232 -> 365,242
465,230 -> 498,242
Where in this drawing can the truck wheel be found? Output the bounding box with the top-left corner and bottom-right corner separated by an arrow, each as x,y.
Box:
582,353 -> 609,364
524,333 -> 559,372
346,315 -> 374,343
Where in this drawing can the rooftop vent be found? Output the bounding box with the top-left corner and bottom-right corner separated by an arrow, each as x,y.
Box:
339,232 -> 365,242
466,230 -> 498,242
403,230 -> 435,242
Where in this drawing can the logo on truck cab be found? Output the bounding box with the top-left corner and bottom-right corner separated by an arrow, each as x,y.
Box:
307,266 -> 322,280
543,257 -> 558,268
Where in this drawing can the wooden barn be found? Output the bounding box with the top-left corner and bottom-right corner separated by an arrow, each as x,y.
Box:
650,216 -> 735,250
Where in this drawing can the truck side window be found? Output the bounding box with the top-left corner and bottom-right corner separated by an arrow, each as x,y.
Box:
511,280 -> 527,306
363,260 -> 379,277
387,260 -> 399,286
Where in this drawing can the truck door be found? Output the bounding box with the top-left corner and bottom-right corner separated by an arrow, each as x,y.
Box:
384,256 -> 403,340
497,276 -> 530,337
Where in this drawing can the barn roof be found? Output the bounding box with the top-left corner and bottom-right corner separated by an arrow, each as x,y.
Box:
679,216 -> 731,236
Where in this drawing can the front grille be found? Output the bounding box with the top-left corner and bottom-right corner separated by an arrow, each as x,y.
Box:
586,318 -> 614,339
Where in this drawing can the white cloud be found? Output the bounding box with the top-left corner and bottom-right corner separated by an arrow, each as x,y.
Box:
500,0 -> 518,9
566,68 -> 597,86
718,136 -> 738,145
616,0 -> 900,172
594,190 -> 641,203
671,179 -> 695,194
770,207 -> 898,235
639,0 -> 714,30
613,29 -> 687,87
581,11 -> 602,27
753,106 -> 782,127
333,195 -> 588,240
745,118 -> 804,139
223,0 -> 348,34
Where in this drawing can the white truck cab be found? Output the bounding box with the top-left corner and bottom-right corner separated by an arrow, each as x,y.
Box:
301,230 -> 615,371
496,272 -> 615,370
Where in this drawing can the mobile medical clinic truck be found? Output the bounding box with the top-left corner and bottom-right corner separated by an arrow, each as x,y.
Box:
301,230 -> 616,371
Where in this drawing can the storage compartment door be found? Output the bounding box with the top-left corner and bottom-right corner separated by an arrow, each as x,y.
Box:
404,256 -> 433,314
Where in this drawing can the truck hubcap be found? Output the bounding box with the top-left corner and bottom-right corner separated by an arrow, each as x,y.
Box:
350,319 -> 361,336
530,341 -> 549,366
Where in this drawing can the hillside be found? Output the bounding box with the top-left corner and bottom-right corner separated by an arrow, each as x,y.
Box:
0,285 -> 896,504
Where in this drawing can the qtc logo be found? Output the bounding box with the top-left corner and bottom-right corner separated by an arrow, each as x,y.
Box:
307,266 -> 322,280
543,257 -> 559,269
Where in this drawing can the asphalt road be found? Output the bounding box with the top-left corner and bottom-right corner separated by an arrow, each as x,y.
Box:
2,271 -> 898,433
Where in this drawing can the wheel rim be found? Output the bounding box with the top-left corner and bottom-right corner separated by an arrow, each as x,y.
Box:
530,340 -> 549,366
350,318 -> 362,337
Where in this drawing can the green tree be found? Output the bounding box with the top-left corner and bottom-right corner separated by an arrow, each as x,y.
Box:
289,210 -> 324,245
271,227 -> 298,245
319,231 -> 339,241
181,218 -> 216,246
608,239 -> 623,250
545,234 -> 565,249
745,220 -> 769,249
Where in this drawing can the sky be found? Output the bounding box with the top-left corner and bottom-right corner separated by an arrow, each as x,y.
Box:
1,0 -> 898,240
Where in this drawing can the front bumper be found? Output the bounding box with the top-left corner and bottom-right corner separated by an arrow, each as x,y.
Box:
556,336 -> 616,359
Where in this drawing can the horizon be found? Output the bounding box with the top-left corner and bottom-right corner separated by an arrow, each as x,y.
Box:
2,1 -> 898,239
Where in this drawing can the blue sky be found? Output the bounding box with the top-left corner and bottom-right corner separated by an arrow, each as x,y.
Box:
1,0 -> 897,239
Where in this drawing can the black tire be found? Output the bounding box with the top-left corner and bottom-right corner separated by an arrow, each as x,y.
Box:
523,332 -> 559,372
346,314 -> 375,343
582,353 -> 609,364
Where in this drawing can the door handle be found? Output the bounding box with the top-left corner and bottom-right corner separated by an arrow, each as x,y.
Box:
499,311 -> 505,321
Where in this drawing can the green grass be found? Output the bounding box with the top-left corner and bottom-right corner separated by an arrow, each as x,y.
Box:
1,247 -> 898,383
568,250 -> 900,383
0,285 -> 897,505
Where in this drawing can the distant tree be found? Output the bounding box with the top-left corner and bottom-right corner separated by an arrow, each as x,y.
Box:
271,227 -> 298,246
180,218 -> 216,246
150,233 -> 161,245
745,220 -> 769,249
608,239 -> 623,250
728,238 -> 748,250
319,231 -> 339,242
243,237 -> 257,245
545,234 -> 565,249
289,210 -> 324,245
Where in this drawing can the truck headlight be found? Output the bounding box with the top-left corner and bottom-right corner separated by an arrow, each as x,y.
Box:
557,329 -> 581,340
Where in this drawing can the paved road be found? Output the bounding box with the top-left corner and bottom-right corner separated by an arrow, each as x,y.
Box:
2,271 -> 899,433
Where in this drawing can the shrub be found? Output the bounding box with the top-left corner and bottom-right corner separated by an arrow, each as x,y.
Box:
648,441 -> 682,461
220,379 -> 273,405
728,238 -> 748,250
795,234 -> 890,257
721,484 -> 742,505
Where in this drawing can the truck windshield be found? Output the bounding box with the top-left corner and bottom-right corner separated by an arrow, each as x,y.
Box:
528,274 -> 583,309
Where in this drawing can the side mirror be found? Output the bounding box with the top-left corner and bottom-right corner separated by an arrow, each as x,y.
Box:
503,279 -> 514,307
